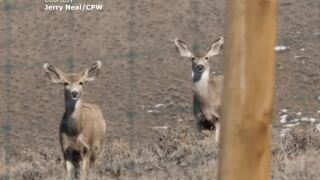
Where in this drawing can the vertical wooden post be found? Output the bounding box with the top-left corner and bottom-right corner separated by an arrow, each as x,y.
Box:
218,0 -> 277,180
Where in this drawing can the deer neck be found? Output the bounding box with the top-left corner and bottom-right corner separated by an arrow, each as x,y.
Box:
63,96 -> 84,134
193,69 -> 210,102
65,98 -> 83,116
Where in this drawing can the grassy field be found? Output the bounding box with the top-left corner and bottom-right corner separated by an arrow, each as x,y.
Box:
1,120 -> 320,180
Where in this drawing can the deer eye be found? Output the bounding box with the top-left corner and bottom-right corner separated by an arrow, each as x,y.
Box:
63,82 -> 69,86
191,57 -> 196,60
205,57 -> 209,60
79,82 -> 84,85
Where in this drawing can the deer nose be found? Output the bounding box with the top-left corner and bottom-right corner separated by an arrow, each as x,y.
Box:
71,91 -> 78,98
196,65 -> 204,71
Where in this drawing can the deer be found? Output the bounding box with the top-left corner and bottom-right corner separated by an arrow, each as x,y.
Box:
43,61 -> 106,180
174,36 -> 224,143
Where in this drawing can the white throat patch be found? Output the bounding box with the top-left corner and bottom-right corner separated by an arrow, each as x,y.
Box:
193,69 -> 210,95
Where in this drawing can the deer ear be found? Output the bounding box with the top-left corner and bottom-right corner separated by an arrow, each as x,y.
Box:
82,61 -> 101,82
43,63 -> 65,84
174,38 -> 193,58
206,36 -> 224,57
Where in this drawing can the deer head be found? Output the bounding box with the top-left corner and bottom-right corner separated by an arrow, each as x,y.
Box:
174,36 -> 224,82
43,61 -> 101,101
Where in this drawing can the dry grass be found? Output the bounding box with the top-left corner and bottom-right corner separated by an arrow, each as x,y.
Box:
1,122 -> 320,180
272,125 -> 320,180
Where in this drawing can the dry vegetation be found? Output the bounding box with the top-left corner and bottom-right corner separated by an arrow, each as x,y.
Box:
1,120 -> 319,180
272,125 -> 320,180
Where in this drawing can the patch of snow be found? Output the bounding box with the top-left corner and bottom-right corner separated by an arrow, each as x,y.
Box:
300,117 -> 316,122
283,122 -> 300,128
290,119 -> 299,123
309,118 -> 316,123
279,114 -> 288,124
280,119 -> 286,124
280,114 -> 288,119
147,109 -> 161,114
151,126 -> 169,130
154,104 -> 166,108
314,32 -> 320,38
274,45 -> 289,52
280,128 -> 290,137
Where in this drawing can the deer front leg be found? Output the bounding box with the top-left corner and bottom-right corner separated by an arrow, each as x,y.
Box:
64,148 -> 81,180
63,149 -> 76,180
65,159 -> 75,180
193,94 -> 203,132
61,136 -> 75,180
195,112 -> 204,132
61,136 -> 82,179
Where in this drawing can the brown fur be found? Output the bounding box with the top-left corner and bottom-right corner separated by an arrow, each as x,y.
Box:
195,75 -> 223,120
60,102 -> 106,166
44,61 -> 106,179
174,37 -> 224,142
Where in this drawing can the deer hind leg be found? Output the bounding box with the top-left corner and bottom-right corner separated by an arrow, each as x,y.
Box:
80,155 -> 90,180
89,144 -> 104,167
214,121 -> 221,143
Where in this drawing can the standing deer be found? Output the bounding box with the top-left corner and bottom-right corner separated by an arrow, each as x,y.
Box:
44,61 -> 106,179
174,36 -> 224,142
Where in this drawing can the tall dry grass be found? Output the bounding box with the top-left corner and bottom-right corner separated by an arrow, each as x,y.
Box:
1,122 -> 319,180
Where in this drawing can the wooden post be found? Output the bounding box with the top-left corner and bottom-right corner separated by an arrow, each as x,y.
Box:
218,0 -> 277,180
